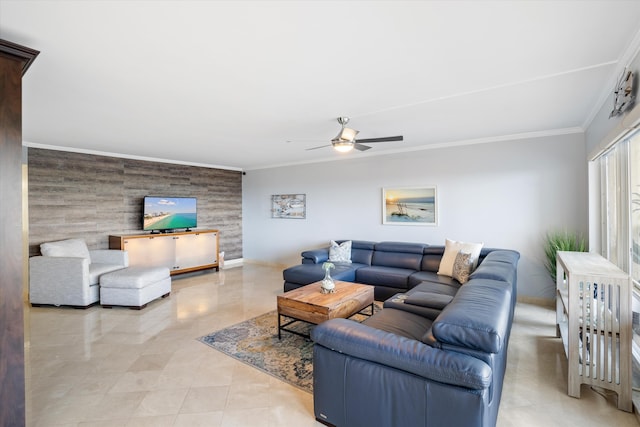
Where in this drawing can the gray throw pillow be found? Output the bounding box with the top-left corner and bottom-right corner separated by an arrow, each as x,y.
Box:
452,251 -> 473,284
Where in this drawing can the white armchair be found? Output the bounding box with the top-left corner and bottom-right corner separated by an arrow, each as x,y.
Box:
29,238 -> 128,308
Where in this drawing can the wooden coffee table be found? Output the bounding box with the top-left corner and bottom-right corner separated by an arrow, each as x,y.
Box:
277,280 -> 374,339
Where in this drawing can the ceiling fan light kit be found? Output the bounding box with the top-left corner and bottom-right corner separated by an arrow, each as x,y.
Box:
331,117 -> 359,152
332,141 -> 355,152
333,126 -> 359,143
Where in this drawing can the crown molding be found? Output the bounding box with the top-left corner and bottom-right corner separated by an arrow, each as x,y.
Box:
0,38 -> 39,75
23,141 -> 244,172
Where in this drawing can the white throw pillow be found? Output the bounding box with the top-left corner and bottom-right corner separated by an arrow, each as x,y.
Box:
437,238 -> 483,277
40,238 -> 91,262
329,240 -> 352,263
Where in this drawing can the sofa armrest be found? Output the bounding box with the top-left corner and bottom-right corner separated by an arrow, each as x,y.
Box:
30,256 -> 89,284
29,256 -> 91,305
90,249 -> 129,267
311,318 -> 491,390
301,248 -> 329,264
433,279 -> 511,354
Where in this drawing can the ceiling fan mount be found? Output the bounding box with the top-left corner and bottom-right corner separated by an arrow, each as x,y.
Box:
336,116 -> 350,127
306,117 -> 403,153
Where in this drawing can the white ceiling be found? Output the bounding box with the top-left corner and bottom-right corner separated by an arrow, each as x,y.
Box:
2,1 -> 640,171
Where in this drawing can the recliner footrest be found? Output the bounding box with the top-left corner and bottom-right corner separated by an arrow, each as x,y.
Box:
404,291 -> 453,309
383,292 -> 450,320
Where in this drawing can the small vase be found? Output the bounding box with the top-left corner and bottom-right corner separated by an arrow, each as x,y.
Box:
321,268 -> 335,294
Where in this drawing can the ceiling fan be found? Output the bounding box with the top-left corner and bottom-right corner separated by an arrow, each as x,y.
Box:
306,117 -> 403,153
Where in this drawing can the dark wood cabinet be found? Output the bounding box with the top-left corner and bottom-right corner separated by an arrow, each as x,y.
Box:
0,39 -> 39,427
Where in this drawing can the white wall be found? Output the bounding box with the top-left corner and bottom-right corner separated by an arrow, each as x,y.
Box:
242,133 -> 587,300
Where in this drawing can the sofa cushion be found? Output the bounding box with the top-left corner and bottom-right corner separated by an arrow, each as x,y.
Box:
346,240 -> 375,265
40,238 -> 91,262
372,242 -> 426,271
372,251 -> 423,270
408,271 -> 461,291
374,241 -> 427,254
437,239 -> 483,276
383,294 -> 444,320
405,291 -> 454,309
329,240 -> 352,263
420,246 -> 446,272
410,281 -> 460,296
356,266 -> 415,289
362,307 -> 433,341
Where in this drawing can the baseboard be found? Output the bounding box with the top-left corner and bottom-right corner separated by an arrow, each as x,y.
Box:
221,258 -> 243,269
242,258 -> 288,269
221,258 -> 288,269
517,295 -> 555,308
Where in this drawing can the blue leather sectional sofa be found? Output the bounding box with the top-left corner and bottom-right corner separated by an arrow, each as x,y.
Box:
282,240 -> 520,427
283,240 -> 510,301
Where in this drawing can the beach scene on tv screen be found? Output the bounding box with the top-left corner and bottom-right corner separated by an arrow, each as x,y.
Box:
144,197 -> 197,230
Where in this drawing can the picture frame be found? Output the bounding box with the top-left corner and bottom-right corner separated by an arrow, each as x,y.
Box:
382,187 -> 437,226
271,194 -> 306,219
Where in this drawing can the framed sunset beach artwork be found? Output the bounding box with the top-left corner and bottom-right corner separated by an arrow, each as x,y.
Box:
382,187 -> 437,226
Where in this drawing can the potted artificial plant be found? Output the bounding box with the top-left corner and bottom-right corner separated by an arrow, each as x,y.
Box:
543,230 -> 587,282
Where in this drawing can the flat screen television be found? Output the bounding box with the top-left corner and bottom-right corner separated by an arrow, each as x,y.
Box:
143,196 -> 197,233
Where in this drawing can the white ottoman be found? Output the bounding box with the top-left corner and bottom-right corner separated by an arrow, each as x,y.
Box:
100,266 -> 171,309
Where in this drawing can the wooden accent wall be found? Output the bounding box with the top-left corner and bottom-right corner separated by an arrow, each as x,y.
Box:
28,148 -> 243,260
0,39 -> 39,427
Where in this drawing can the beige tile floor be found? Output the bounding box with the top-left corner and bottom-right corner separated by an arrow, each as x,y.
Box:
24,264 -> 638,426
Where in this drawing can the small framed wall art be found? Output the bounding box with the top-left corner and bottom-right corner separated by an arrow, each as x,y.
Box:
382,186 -> 437,226
271,194 -> 306,219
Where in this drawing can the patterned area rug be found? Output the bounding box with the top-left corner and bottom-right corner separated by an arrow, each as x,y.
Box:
198,311 -> 316,392
198,306 -> 379,393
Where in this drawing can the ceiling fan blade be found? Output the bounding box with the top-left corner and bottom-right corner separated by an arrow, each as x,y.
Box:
355,135 -> 403,144
354,143 -> 372,151
306,144 -> 331,151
